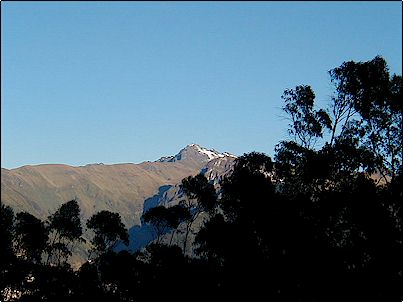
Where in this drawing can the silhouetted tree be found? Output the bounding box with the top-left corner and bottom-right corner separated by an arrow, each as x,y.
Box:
220,152 -> 275,222
192,56 -> 402,300
142,206 -> 172,243
194,213 -> 234,265
139,243 -> 190,300
180,173 -> 217,253
46,199 -> 83,266
271,56 -> 403,300
0,204 -> 15,266
282,85 -> 331,149
86,210 -> 129,258
329,56 -> 402,183
166,204 -> 191,245
14,212 -> 48,264
77,260 -> 104,300
0,204 -> 16,300
195,152 -> 284,299
142,204 -> 191,245
91,250 -> 140,301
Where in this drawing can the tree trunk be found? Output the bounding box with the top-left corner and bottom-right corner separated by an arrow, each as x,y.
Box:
169,229 -> 176,246
183,222 -> 192,254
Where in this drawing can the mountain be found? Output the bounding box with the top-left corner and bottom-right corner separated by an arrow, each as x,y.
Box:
158,143 -> 235,165
1,144 -> 236,266
1,144 -> 234,227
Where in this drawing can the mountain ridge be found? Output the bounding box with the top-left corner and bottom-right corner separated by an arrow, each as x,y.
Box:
2,144 -> 236,170
1,144 -> 237,267
1,144 -> 236,226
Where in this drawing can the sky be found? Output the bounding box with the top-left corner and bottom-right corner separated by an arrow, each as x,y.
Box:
1,1 -> 402,169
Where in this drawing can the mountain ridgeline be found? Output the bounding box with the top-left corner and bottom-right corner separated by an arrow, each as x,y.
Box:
1,144 -> 236,229
1,144 -> 236,267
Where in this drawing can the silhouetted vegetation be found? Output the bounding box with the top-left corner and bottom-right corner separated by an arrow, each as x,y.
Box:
87,210 -> 129,258
1,56 -> 401,301
46,200 -> 84,267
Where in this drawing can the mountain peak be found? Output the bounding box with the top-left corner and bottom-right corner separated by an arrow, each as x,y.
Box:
157,144 -> 236,163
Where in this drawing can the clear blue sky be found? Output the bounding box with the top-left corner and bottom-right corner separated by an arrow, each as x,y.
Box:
1,2 -> 402,169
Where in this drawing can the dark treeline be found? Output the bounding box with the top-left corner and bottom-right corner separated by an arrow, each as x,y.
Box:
1,56 -> 402,301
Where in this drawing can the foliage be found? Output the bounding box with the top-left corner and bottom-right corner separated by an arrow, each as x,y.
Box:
329,56 -> 402,183
142,206 -> 172,243
180,173 -> 218,214
179,173 -> 218,252
0,204 -> 15,266
142,204 -> 190,245
46,199 -> 84,266
14,212 -> 48,264
87,210 -> 129,257
282,85 -> 332,148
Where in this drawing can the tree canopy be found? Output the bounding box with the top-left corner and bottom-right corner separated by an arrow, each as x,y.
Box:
86,210 -> 129,257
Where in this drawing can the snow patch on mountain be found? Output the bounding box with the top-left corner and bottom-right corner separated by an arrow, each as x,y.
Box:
157,144 -> 236,163
190,144 -> 233,160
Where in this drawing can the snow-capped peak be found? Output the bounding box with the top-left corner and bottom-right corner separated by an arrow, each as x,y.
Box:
157,144 -> 236,163
186,144 -> 236,161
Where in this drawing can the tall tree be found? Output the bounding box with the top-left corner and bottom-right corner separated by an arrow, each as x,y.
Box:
0,204 -> 16,298
142,206 -> 172,243
86,210 -> 129,257
272,56 -> 403,300
0,204 -> 15,265
196,152 -> 278,298
14,212 -> 48,264
180,174 -> 217,253
46,199 -> 83,266
282,85 -> 331,149
329,56 -> 402,183
166,204 -> 191,246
